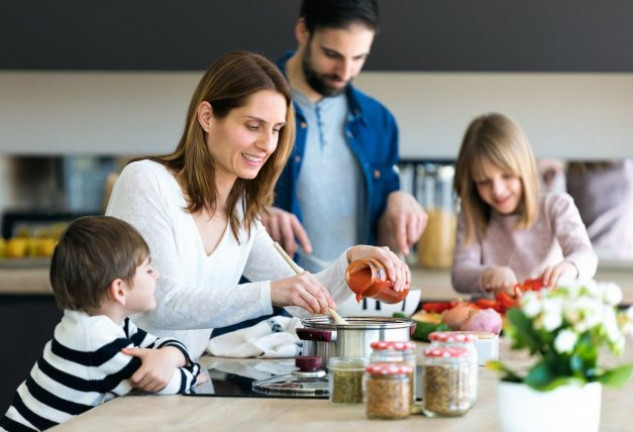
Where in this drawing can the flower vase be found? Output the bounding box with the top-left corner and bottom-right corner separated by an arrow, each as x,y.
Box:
497,381 -> 602,432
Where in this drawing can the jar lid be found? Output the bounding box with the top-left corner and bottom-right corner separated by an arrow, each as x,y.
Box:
423,346 -> 468,358
370,340 -> 416,351
429,331 -> 476,343
365,362 -> 413,375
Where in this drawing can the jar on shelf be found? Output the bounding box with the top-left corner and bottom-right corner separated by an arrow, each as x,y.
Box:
364,362 -> 412,420
345,258 -> 409,304
369,340 -> 417,404
328,357 -> 367,404
422,346 -> 477,417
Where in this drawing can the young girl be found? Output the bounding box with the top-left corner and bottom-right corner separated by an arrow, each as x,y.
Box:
451,113 -> 597,297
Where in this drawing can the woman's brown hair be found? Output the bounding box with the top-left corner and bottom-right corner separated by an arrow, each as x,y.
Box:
454,113 -> 540,244
148,51 -> 295,241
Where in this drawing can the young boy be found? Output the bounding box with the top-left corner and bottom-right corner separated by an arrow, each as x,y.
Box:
0,216 -> 201,432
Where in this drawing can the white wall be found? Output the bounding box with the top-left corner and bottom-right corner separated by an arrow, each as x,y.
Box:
1,71 -> 632,158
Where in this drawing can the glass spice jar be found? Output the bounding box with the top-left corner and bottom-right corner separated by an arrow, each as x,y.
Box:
422,346 -> 477,417
345,258 -> 409,304
369,340 -> 417,404
428,331 -> 478,367
364,362 -> 412,420
328,357 -> 367,404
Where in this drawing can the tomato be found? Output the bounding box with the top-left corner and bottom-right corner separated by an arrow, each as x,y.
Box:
421,301 -> 456,314
495,291 -> 516,313
472,298 -> 499,310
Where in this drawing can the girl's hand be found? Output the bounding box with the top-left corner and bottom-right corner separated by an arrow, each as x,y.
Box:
482,266 -> 518,297
121,346 -> 185,393
346,245 -> 411,293
541,261 -> 578,287
270,272 -> 335,315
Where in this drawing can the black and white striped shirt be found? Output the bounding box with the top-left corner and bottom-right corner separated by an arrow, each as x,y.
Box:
1,310 -> 201,431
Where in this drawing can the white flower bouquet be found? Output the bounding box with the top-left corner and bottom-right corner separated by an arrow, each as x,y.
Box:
489,279 -> 633,390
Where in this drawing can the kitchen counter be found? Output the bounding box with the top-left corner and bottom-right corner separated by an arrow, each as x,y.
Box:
49,341 -> 633,432
1,263 -> 632,302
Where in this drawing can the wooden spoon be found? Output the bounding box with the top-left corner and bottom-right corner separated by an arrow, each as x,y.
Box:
272,242 -> 349,325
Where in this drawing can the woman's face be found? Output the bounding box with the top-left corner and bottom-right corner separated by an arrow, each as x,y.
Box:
202,89 -> 287,185
473,159 -> 523,215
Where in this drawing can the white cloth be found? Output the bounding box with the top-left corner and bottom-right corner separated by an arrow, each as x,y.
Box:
207,316 -> 303,358
106,160 -> 352,359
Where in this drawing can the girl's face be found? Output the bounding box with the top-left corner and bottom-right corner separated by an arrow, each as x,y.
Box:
201,89 -> 287,186
473,159 -> 523,215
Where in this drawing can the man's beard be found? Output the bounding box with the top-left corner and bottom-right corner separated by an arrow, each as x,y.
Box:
301,48 -> 349,98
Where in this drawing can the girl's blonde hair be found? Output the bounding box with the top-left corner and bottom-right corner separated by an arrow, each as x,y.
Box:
453,113 -> 540,244
147,51 -> 295,241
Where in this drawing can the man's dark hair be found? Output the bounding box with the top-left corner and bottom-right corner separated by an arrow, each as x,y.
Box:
300,0 -> 379,34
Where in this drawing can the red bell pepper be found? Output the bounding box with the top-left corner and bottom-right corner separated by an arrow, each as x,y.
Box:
421,301 -> 457,314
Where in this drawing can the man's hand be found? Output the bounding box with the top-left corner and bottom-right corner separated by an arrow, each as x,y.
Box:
377,191 -> 428,256
261,206 -> 312,257
121,346 -> 185,393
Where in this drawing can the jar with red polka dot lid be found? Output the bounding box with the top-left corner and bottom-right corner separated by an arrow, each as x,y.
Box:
428,331 -> 478,369
364,362 -> 412,419
422,346 -> 477,417
369,340 -> 417,404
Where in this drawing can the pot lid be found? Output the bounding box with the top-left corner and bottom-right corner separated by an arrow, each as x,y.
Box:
301,316 -> 413,330
251,356 -> 328,397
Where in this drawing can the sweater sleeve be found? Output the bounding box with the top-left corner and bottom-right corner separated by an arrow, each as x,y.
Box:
242,225 -> 353,318
106,162 -> 272,330
451,211 -> 489,295
125,321 -> 201,395
548,193 -> 598,280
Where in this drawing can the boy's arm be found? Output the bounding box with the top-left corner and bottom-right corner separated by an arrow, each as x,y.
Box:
122,322 -> 201,393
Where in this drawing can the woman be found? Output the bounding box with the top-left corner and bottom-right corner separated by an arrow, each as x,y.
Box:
106,51 -> 409,360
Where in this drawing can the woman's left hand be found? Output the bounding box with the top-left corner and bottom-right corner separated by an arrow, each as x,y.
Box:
346,245 -> 410,293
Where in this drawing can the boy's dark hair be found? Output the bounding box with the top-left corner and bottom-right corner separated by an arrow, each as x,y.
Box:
50,216 -> 150,310
300,0 -> 379,33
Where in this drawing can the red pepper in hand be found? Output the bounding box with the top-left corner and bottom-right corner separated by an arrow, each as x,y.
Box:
495,291 -> 516,313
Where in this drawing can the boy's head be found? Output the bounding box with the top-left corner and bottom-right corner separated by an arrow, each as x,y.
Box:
50,216 -> 151,311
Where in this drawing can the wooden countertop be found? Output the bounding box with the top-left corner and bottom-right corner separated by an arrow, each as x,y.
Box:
49,341 -> 633,432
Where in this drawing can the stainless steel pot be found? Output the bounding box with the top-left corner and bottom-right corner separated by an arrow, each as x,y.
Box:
297,316 -> 415,368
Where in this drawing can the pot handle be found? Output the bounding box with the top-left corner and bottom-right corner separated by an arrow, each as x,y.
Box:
296,327 -> 333,342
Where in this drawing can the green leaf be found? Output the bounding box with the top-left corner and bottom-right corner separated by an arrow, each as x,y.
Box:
486,360 -> 523,383
598,363 -> 633,388
525,361 -> 556,389
506,309 -> 542,354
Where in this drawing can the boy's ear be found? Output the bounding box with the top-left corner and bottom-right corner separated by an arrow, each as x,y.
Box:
107,278 -> 127,306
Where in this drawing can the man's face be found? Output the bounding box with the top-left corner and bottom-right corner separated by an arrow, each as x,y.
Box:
301,22 -> 375,97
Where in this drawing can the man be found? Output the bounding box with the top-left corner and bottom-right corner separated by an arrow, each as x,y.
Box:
265,0 -> 427,271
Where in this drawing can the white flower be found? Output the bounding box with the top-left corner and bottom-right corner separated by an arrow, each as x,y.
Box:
557,279 -> 582,298
521,291 -> 542,318
581,279 -> 601,298
602,306 -> 621,343
565,297 -> 604,333
538,297 -> 563,331
554,329 -> 578,354
602,282 -> 623,306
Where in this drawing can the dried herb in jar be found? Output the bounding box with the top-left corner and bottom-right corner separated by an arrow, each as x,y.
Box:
329,358 -> 366,404
422,346 -> 477,417
365,363 -> 412,420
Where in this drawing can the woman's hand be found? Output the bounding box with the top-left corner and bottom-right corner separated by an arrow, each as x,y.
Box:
541,261 -> 578,287
346,245 -> 411,293
270,272 -> 335,315
121,346 -> 185,393
482,266 -> 518,297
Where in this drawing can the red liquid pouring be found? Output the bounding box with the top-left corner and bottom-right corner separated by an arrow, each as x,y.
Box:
345,258 -> 409,304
